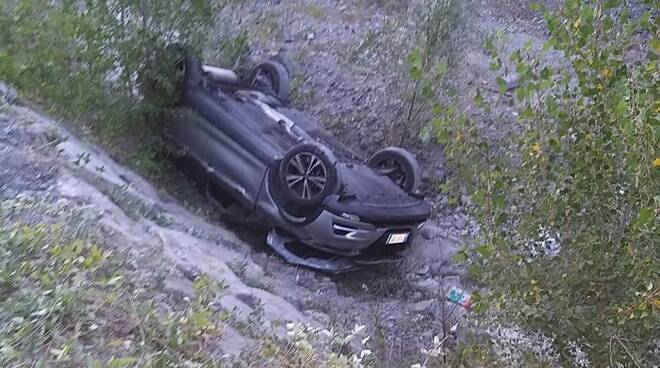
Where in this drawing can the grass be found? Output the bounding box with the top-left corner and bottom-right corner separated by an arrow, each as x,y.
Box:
228,258 -> 274,292
104,184 -> 171,226
289,74 -> 317,106
303,3 -> 325,19
345,29 -> 380,64
0,195 -> 230,367
252,9 -> 285,42
0,193 -> 380,367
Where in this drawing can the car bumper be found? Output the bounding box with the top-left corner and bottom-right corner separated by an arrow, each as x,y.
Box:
266,229 -> 401,273
266,210 -> 424,272
303,210 -> 423,254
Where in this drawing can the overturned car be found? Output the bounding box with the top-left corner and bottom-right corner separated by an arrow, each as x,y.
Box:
168,56 -> 431,272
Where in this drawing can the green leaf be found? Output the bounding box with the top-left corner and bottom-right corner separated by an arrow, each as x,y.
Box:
471,190 -> 485,206
640,11 -> 651,29
543,38 -> 557,51
421,81 -> 433,99
418,124 -> 432,144
107,357 -> 137,368
435,61 -> 448,76
408,49 -> 422,68
483,37 -> 496,56
495,212 -> 507,225
496,77 -> 507,93
615,99 -> 628,117
509,50 -> 521,64
435,128 -> 449,144
636,208 -> 653,227
454,251 -> 468,262
431,117 -> 445,129
494,194 -> 505,209
476,244 -> 492,257
474,88 -> 485,107
580,6 -> 594,22
604,0 -> 620,9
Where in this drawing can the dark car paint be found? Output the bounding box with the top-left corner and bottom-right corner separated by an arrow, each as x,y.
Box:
170,58 -> 431,270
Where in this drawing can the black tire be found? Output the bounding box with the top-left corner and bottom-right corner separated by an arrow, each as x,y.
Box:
248,60 -> 291,101
276,144 -> 337,211
367,147 -> 421,193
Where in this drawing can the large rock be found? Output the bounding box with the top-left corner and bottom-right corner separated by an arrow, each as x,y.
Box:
412,299 -> 438,313
405,223 -> 460,265
414,277 -> 440,294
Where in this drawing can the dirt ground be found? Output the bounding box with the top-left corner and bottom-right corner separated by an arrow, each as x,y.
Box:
0,0 -> 568,365
206,0 -> 561,362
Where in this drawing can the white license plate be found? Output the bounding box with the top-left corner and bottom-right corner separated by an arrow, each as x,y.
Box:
386,232 -> 409,245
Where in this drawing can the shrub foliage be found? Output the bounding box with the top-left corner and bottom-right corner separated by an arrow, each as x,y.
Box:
435,0 -> 658,365
0,0 -> 222,137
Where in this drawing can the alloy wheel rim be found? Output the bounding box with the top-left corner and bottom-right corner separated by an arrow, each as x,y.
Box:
285,152 -> 328,200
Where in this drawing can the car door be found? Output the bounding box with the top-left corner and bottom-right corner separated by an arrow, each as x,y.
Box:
170,107 -> 212,172
183,87 -> 280,209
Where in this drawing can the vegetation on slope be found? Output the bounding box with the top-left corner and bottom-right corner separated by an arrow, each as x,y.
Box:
0,196 -> 230,366
0,0 -> 657,366
432,1 -> 659,365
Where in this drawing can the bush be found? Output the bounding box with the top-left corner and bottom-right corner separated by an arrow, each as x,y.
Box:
0,199 -> 229,367
435,1 -> 658,365
0,0 -> 223,139
395,0 -> 466,145
0,200 -> 380,367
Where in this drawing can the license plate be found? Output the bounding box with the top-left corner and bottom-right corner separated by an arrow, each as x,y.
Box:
386,232 -> 409,245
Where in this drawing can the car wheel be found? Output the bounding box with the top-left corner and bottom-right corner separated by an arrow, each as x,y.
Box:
367,147 -> 421,193
248,60 -> 291,102
277,144 -> 337,211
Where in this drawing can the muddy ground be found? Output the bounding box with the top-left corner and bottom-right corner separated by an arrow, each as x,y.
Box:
0,0 -> 569,365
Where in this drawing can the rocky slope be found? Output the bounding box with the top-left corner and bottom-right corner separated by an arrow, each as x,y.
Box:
0,83 -> 471,364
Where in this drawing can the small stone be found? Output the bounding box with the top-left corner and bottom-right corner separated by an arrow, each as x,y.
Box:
412,299 -> 435,313
305,32 -> 316,41
454,215 -> 468,230
420,228 -> 432,239
505,74 -> 520,91
414,278 -> 439,294
304,310 -> 331,326
179,266 -> 200,281
413,263 -> 430,276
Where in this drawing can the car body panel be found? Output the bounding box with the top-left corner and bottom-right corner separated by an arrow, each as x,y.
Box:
169,58 -> 432,272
